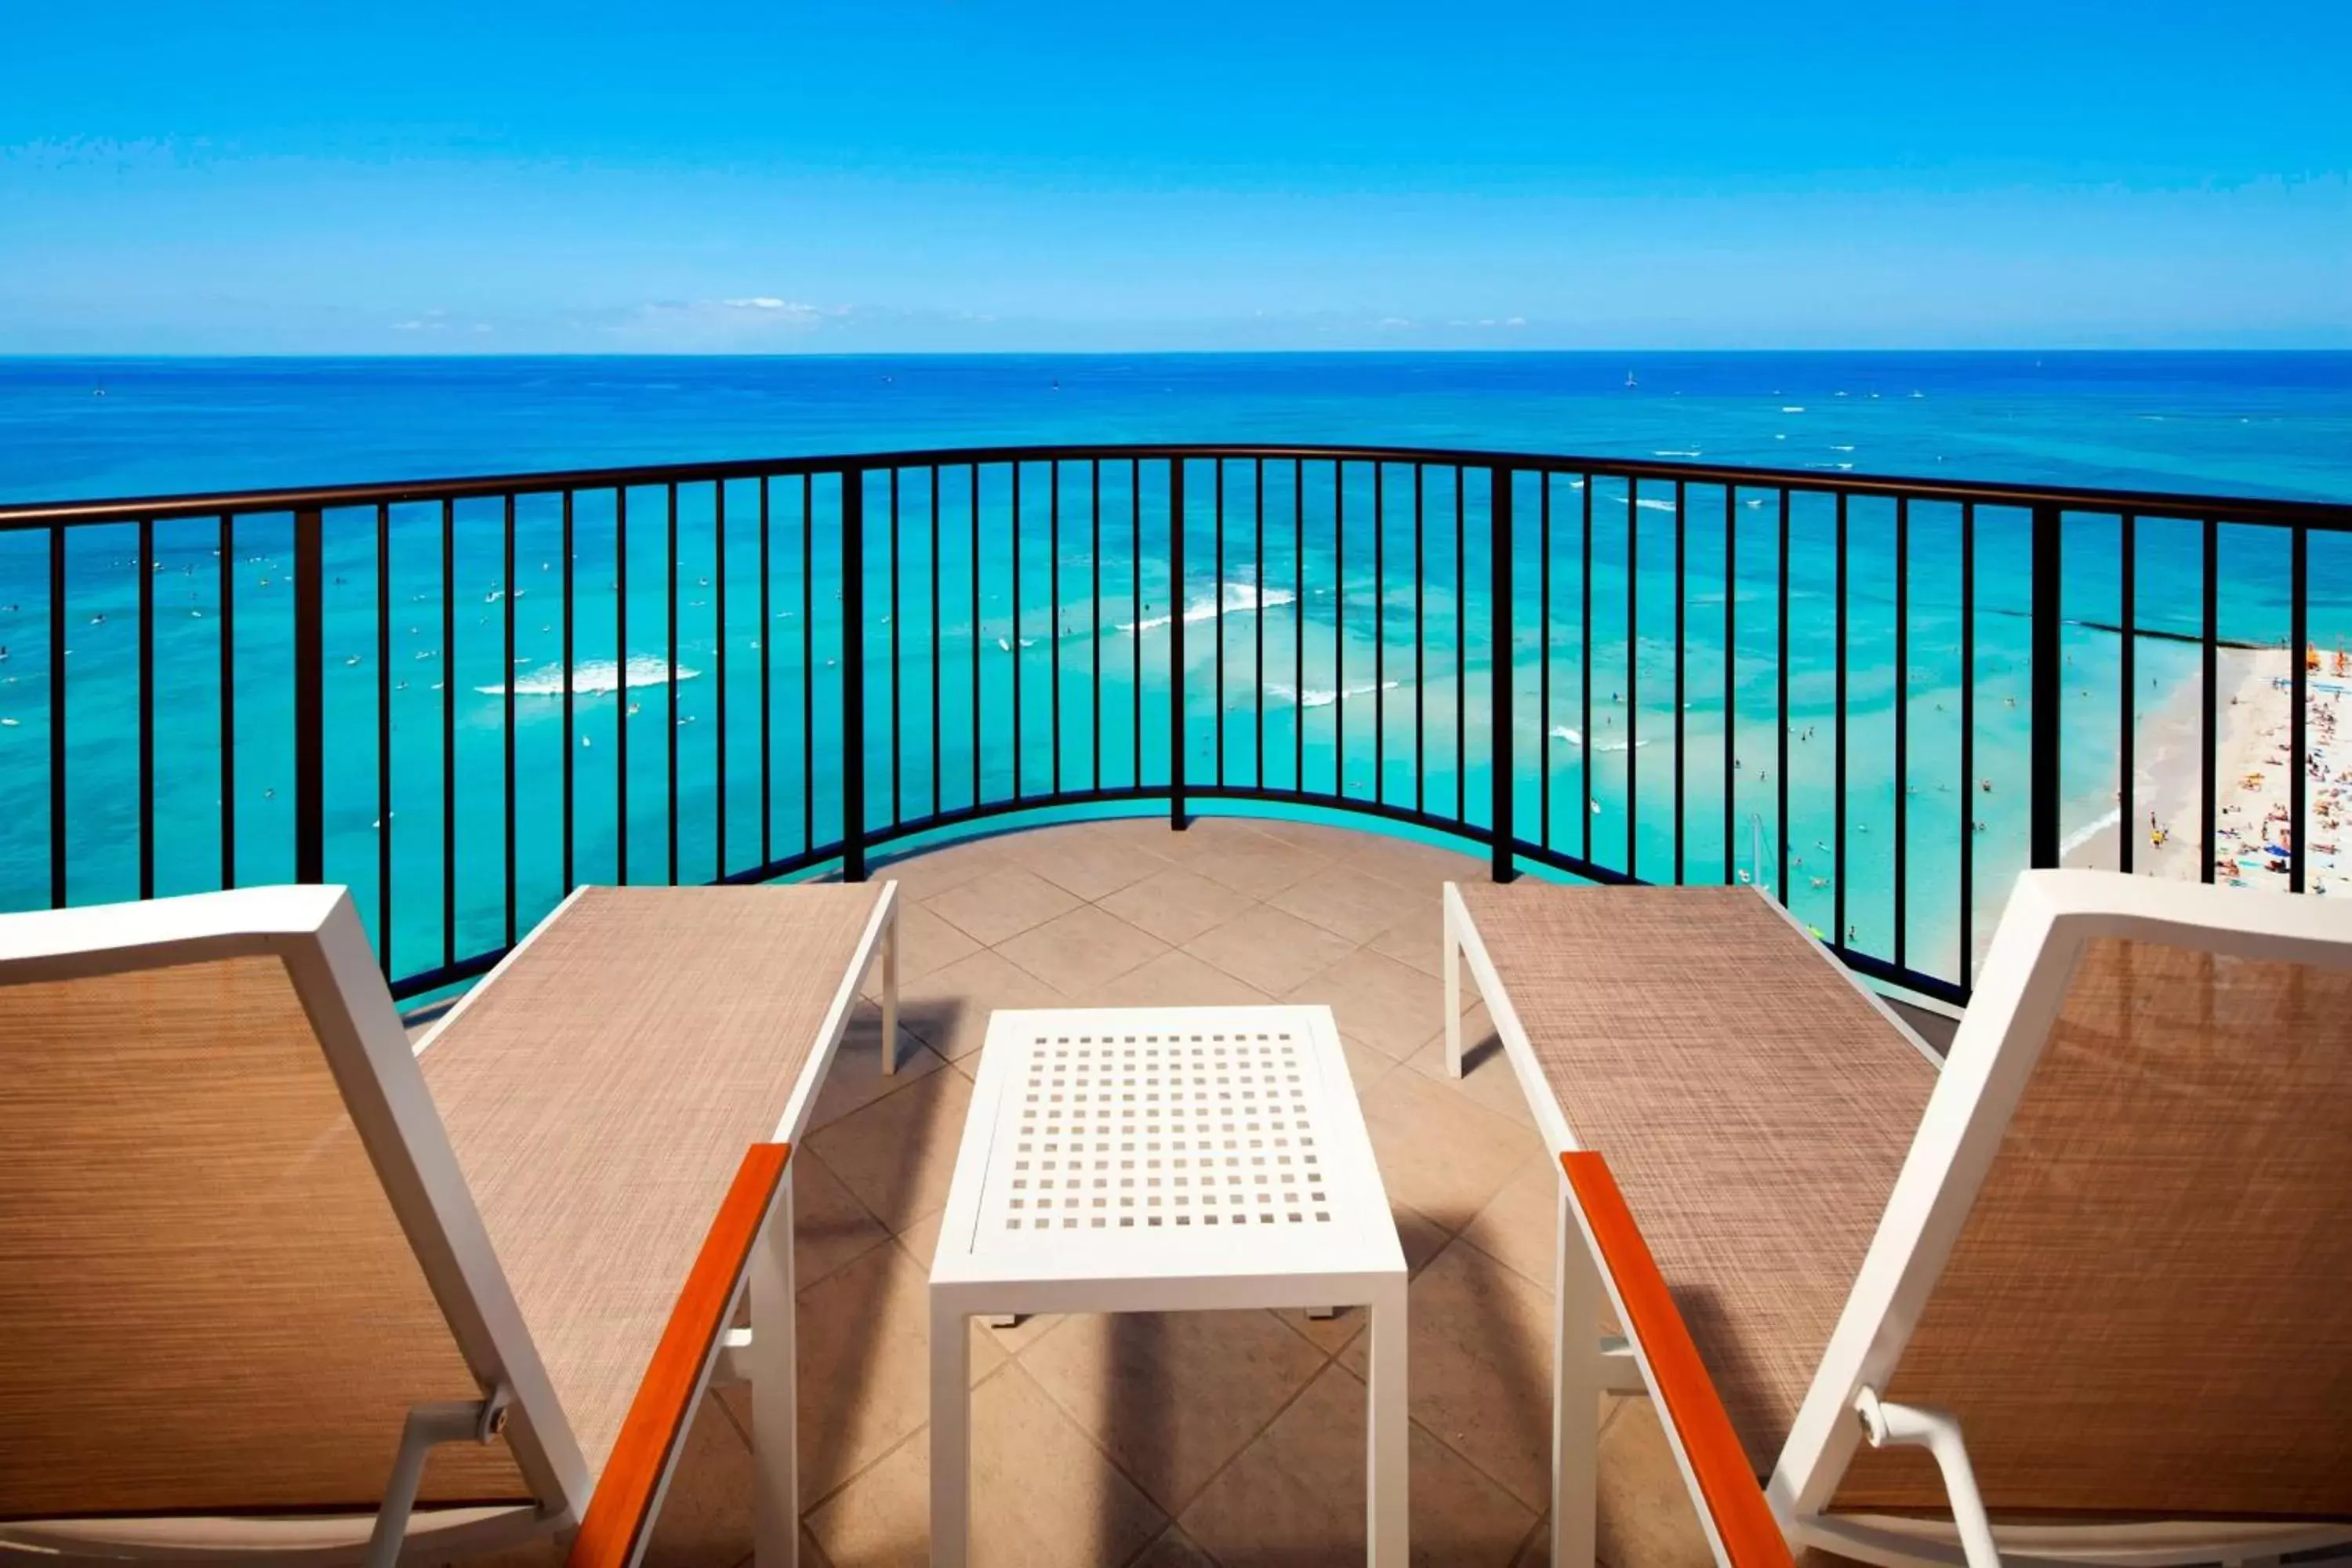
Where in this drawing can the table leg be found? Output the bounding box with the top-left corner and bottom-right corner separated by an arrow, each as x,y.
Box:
1554,1175 -> 1601,1566
752,1169 -> 798,1568
1367,1279 -> 1410,1567
929,1294 -> 971,1567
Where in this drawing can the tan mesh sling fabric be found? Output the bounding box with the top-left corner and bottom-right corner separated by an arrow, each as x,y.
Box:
1456,883 -> 1936,1474
418,883 -> 884,1479
0,953 -> 528,1522
1837,937 -> 2352,1519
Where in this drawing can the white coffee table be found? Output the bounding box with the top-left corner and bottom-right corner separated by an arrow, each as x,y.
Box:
927,1004 -> 1409,1566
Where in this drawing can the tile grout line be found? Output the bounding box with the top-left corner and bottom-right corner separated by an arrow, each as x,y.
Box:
1148,1338 -> 1353,1539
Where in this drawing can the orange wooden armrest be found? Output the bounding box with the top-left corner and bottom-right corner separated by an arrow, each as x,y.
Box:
568,1142 -> 790,1568
1560,1151 -> 1793,1568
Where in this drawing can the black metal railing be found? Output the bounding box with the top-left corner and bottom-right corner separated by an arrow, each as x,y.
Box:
2,444 -> 2346,1007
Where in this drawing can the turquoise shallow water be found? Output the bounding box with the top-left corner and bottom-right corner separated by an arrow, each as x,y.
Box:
1,352 -> 2347,994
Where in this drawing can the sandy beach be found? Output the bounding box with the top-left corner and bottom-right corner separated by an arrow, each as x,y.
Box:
2066,644 -> 2351,895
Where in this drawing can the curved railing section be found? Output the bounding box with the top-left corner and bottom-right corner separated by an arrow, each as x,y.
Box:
2,444 -> 2347,1006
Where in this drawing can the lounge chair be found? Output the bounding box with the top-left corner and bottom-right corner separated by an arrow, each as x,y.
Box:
1442,871 -> 2352,1568
0,879 -> 898,1568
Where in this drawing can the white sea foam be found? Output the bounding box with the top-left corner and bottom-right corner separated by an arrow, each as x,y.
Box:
1653,448 -> 1702,458
1269,678 -> 1401,710
1548,725 -> 1652,753
1781,406 -> 1806,413
1635,497 -> 1679,513
1117,581 -> 1299,634
996,637 -> 1039,651
475,655 -> 701,696
2060,806 -> 2123,859
1830,445 -> 1856,452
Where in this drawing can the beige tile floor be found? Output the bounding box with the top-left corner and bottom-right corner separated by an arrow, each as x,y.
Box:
462,814 -> 1732,1568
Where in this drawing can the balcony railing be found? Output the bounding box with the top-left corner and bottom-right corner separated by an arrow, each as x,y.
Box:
2,444 -> 2347,1007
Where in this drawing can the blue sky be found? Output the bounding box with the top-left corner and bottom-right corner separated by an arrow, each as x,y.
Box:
2,2 -> 2346,353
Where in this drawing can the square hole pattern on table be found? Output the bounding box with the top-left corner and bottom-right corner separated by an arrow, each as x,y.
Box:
984,1029 -> 1334,1240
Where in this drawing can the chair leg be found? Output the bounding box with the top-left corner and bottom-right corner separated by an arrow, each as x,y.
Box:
752,1170 -> 799,1568
930,1297 -> 971,1567
1443,894 -> 1465,1079
881,906 -> 901,1076
1553,1174 -> 1601,1566
1366,1279 -> 1410,1568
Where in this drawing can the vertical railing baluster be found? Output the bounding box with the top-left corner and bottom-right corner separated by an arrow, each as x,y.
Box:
1049,462 -> 1061,797
1893,496 -> 1908,971
891,468 -> 905,826
1455,466 -> 1466,825
843,468 -> 868,880
801,474 -> 814,857
2028,503 -> 2063,869
1294,461 -> 1305,794
1960,503 -> 1976,978
442,498 -> 459,937
1776,489 -> 1790,906
1834,492 -> 1849,949
1626,477 -> 1639,877
937,465 -> 948,818
376,503 -> 390,968
218,514 -> 234,892
617,488 -> 631,886
377,503 -> 393,973
2201,521 -> 2220,884
1091,460 -> 1101,796
1170,459 -> 1187,829
758,478 -> 770,869
295,506 -> 325,887
1131,460 -> 1142,789
1012,462 -> 1023,802
975,464 -> 985,808
1672,480 -> 1686,884
1540,474 -> 1552,851
503,493 -> 517,943
1374,462 -> 1386,805
48,523 -> 65,907
2118,512 -> 2134,877
1255,458 -> 1266,791
2291,523 -> 2308,892
564,491 -> 578,890
1215,460 -> 1226,790
1490,466 -> 1515,882
1333,461 -> 1344,797
1722,486 -> 1736,884
137,517 -> 154,901
1414,465 -> 1425,816
717,480 -> 729,879
666,481 -> 680,886
1582,477 -> 1593,868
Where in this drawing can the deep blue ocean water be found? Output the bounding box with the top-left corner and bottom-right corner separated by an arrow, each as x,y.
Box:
2,352 -> 2348,993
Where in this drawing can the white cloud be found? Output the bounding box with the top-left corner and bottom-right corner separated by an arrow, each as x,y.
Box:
720,297 -> 822,320
594,296 -> 841,347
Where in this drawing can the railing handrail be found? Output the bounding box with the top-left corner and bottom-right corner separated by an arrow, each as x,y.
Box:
5,441 -> 2349,531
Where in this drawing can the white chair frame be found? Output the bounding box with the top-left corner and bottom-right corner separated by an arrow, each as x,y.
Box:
1443,871 -> 2352,1568
0,880 -> 900,1568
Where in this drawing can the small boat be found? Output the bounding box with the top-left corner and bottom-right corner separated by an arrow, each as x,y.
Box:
1624,370 -> 1638,389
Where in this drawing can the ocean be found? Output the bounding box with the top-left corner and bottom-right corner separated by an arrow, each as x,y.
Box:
2,352 -> 2349,994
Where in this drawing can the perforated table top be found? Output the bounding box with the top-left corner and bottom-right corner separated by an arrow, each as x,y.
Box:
931,1006 -> 1406,1295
